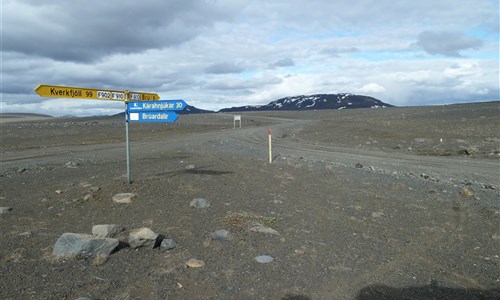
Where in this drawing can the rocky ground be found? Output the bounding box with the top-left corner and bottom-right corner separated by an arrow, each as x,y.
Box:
1,102 -> 499,299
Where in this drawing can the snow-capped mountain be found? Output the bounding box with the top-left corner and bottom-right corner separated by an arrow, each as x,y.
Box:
219,94 -> 393,112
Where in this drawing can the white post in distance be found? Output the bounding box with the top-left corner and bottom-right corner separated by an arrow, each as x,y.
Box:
268,128 -> 272,164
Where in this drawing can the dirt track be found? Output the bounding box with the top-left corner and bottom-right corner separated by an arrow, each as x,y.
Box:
1,102 -> 499,299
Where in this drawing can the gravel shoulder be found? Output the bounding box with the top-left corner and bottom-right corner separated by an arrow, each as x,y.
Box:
1,102 -> 499,299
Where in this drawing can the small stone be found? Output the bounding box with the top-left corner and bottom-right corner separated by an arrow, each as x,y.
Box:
90,186 -> 101,192
248,223 -> 279,235
80,182 -> 93,188
112,193 -> 135,204
160,239 -> 177,251
92,224 -> 123,238
83,194 -> 93,202
0,207 -> 13,215
128,227 -> 158,249
55,190 -> 63,194
255,255 -> 274,263
185,165 -> 195,170
64,161 -> 79,168
492,233 -> 500,241
190,198 -> 210,209
372,211 -> 384,218
186,258 -> 205,268
355,163 -> 363,168
211,229 -> 232,241
17,168 -> 28,174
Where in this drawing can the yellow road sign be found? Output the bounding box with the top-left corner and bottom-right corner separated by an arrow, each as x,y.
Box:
34,84 -> 159,101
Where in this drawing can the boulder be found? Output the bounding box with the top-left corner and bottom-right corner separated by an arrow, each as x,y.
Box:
190,198 -> 210,209
128,227 -> 158,249
211,229 -> 232,241
112,193 -> 135,204
92,224 -> 123,238
160,239 -> 177,251
52,233 -> 119,258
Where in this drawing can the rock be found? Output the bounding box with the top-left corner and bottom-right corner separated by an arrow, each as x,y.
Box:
90,186 -> 100,192
112,193 -> 135,204
248,223 -> 279,235
255,255 -> 274,263
372,211 -> 384,218
52,233 -> 119,258
186,258 -> 205,268
190,198 -> 210,209
80,182 -> 93,188
211,229 -> 232,241
55,190 -> 63,194
355,163 -> 363,168
92,224 -> 123,238
76,297 -> 93,300
0,207 -> 13,215
458,149 -> 470,155
83,194 -> 93,202
128,227 -> 158,249
160,239 -> 177,251
185,165 -> 195,170
64,161 -> 79,168
17,168 -> 28,174
484,184 -> 495,190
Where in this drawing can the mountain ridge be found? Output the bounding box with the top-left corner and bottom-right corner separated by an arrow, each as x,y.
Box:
218,93 -> 393,113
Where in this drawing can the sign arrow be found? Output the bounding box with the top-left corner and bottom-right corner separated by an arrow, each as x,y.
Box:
127,100 -> 187,111
34,84 -> 159,101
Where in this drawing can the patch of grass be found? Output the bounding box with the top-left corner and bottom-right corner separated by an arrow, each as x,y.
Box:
217,212 -> 277,229
92,254 -> 109,266
5,252 -> 22,262
460,187 -> 475,198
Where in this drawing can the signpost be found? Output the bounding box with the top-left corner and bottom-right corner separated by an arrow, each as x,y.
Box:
34,84 -> 185,184
34,84 -> 160,101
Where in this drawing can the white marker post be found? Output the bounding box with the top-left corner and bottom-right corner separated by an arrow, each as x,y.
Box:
268,128 -> 272,164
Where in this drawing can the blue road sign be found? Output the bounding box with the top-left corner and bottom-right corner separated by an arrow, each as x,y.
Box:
128,111 -> 179,123
127,100 -> 187,111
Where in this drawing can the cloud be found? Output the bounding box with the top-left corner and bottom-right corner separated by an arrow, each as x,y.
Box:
268,58 -> 295,68
205,62 -> 246,74
358,83 -> 386,94
416,31 -> 483,57
1,0 -> 498,116
320,47 -> 360,57
3,0 -> 246,62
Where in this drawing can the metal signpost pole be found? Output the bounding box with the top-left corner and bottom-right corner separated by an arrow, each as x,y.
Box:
125,103 -> 131,184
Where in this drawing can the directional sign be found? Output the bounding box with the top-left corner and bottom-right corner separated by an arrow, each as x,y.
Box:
127,100 -> 187,111
34,84 -> 160,101
128,111 -> 179,123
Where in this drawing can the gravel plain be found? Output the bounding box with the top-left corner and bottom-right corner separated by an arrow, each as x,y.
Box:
1,101 -> 499,299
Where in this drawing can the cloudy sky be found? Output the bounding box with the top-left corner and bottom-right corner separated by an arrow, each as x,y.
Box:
1,0 -> 499,116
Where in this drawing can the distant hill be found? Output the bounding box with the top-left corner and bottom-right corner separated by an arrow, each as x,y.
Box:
0,113 -> 53,118
177,104 -> 213,114
219,94 -> 393,112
